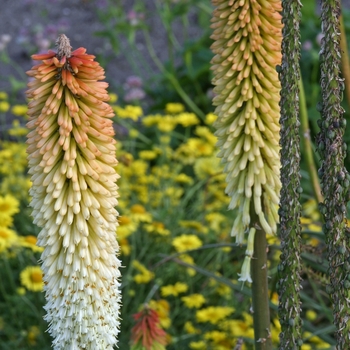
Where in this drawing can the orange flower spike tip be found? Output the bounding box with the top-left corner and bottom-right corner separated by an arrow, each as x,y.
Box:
131,305 -> 168,350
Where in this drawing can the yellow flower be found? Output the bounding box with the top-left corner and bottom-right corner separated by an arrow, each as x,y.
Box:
306,310 -> 317,321
130,204 -> 152,222
179,220 -> 209,234
129,128 -> 139,138
0,226 -> 18,253
18,235 -> 44,253
27,325 -> 40,346
195,126 -> 217,146
157,115 -> 177,132
205,212 -> 226,232
132,260 -> 154,284
165,102 -> 185,114
16,287 -> 26,296
189,340 -> 207,349
11,104 -> 28,117
0,91 -> 8,99
194,157 -> 222,180
119,238 -> 131,256
117,215 -> 138,239
139,150 -> 159,160
142,114 -> 162,127
108,92 -> 118,103
184,321 -> 201,334
174,173 -> 194,185
181,294 -> 206,308
205,113 -> 217,125
175,112 -> 200,127
303,199 -> 321,221
172,234 -> 203,252
0,142 -> 28,175
161,282 -> 188,297
8,120 -> 28,137
0,194 -> 20,219
196,306 -> 234,324
20,266 -> 44,292
113,105 -> 143,121
204,330 -> 227,343
0,101 -> 9,112
178,254 -> 196,276
144,221 -> 171,236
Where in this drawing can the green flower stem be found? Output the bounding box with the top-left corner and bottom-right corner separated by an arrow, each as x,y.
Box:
299,78 -> 323,203
318,0 -> 350,348
340,14 -> 350,110
278,0 -> 303,348
142,29 -> 205,120
250,213 -> 272,350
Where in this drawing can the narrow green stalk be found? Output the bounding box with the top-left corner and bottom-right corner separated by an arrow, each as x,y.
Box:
278,0 -> 303,348
299,78 -> 323,203
142,29 -> 205,120
318,0 -> 350,348
251,216 -> 272,350
339,14 -> 350,110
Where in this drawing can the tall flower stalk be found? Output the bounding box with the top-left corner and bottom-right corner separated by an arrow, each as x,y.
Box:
26,34 -> 121,349
317,1 -> 350,348
277,0 -> 303,347
211,0 -> 282,347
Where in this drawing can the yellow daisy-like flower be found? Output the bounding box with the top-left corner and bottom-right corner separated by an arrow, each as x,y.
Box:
20,266 -> 44,292
172,234 -> 203,253
0,91 -> 8,99
0,226 -> 18,253
196,306 -> 235,324
161,282 -> 189,297
11,104 -> 28,117
174,173 -> 194,185
175,112 -> 200,127
189,340 -> 207,350
117,216 -> 138,239
181,294 -> 206,309
132,260 -> 155,284
18,235 -> 44,253
9,120 -> 28,137
0,194 -> 20,226
179,220 -> 209,234
0,101 -> 10,112
165,102 -> 185,114
113,105 -> 143,121
194,156 -> 222,180
144,221 -> 171,236
205,113 -> 217,125
184,321 -> 201,335
178,254 -> 196,276
129,204 -> 152,223
139,149 -> 159,160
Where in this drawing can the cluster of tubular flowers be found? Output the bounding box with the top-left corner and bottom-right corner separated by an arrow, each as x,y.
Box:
26,35 -> 121,349
211,0 -> 282,244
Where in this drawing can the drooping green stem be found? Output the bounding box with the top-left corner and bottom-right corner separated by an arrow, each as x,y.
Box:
299,78 -> 323,203
251,216 -> 272,350
339,14 -> 350,110
317,0 -> 350,348
278,0 -> 303,348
